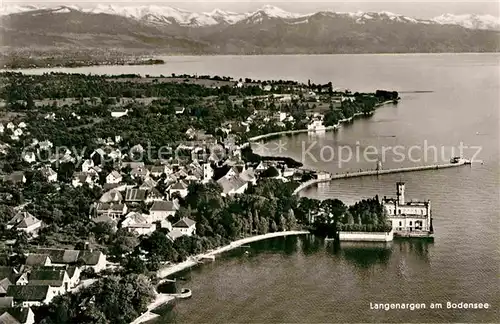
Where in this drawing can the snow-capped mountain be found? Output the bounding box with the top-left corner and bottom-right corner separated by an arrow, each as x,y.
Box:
431,14 -> 500,31
1,4 -> 498,30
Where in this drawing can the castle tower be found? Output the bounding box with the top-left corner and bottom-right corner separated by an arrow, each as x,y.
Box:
396,182 -> 405,205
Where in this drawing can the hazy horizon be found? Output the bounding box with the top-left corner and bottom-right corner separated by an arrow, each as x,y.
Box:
2,1 -> 499,19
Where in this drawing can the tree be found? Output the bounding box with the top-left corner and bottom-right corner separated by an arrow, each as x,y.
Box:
270,220 -> 278,232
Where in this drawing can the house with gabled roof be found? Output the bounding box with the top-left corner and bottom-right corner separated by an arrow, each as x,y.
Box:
65,266 -> 81,288
99,189 -> 123,204
121,212 -> 156,236
217,176 -> 248,197
172,218 -> 196,236
0,306 -> 35,324
40,167 -> 57,182
149,200 -> 179,229
35,248 -> 107,273
240,168 -> 257,186
28,268 -> 70,294
168,218 -> 197,241
7,285 -> 55,307
92,214 -> 118,231
130,167 -> 150,179
6,212 -> 42,236
3,172 -> 26,185
106,171 -> 122,184
139,178 -> 157,191
71,172 -> 95,188
146,188 -> 163,203
24,255 -> 52,268
78,250 -> 107,273
0,267 -> 19,291
168,181 -> 189,199
0,278 -> 11,296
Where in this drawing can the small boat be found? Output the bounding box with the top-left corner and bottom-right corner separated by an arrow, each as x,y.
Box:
324,237 -> 335,241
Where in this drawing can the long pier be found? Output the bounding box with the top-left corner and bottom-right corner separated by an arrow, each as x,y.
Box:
293,159 -> 471,195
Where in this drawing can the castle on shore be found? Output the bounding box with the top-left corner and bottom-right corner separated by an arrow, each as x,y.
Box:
382,182 -> 433,237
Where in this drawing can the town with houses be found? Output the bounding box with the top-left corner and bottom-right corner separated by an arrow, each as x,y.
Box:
0,72 -> 404,323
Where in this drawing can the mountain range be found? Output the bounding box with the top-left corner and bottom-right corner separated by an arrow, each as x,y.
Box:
0,4 -> 499,54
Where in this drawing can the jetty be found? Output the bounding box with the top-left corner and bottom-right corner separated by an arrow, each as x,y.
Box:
293,159 -> 471,195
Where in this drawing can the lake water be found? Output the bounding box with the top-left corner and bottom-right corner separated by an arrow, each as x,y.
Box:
15,54 -> 500,322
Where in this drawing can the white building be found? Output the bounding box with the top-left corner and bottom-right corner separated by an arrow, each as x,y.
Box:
168,218 -> 196,241
111,109 -> 128,118
217,176 -> 248,197
38,140 -> 53,150
22,152 -> 36,164
28,268 -> 72,294
106,171 -> 122,184
81,159 -> 94,173
35,248 -> 107,274
121,212 -> 156,236
168,181 -> 189,198
307,119 -> 326,132
71,172 -> 94,188
7,285 -> 58,307
7,212 -> 43,236
40,167 -> 58,182
382,182 -> 432,235
149,200 -> 179,229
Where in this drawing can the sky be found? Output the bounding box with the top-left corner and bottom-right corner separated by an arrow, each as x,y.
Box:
1,1 -> 499,19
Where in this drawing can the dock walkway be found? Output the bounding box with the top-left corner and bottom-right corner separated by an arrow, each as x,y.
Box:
293,160 -> 470,195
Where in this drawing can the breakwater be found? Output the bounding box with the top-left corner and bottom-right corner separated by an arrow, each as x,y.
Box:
293,159 -> 470,195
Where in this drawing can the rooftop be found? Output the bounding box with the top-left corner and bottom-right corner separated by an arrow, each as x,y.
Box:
7,285 -> 49,302
150,200 -> 179,212
173,217 -> 196,228
29,269 -> 66,287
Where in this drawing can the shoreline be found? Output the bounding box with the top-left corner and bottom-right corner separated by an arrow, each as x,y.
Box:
156,230 -> 310,279
3,53 -> 497,70
129,231 -> 309,324
248,100 -> 394,143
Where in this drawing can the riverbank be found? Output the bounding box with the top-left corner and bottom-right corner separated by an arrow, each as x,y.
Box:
156,230 -> 309,278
